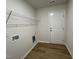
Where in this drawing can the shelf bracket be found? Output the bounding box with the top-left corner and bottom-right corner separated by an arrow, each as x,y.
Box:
6,10 -> 12,24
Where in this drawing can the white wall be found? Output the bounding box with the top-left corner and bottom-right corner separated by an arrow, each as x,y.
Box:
36,5 -> 66,43
6,0 -> 35,17
65,0 -> 73,56
6,0 -> 37,59
6,0 -> 73,58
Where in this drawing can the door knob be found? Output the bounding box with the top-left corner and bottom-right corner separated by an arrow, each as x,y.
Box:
50,29 -> 52,32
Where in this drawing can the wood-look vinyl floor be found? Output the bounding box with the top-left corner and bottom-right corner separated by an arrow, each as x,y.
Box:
24,42 -> 72,59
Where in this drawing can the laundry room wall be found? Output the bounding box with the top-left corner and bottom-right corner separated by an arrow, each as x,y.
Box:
36,4 -> 66,43
6,0 -> 38,59
65,0 -> 73,57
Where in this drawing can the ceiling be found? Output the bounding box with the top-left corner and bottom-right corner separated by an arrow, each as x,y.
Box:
26,0 -> 68,9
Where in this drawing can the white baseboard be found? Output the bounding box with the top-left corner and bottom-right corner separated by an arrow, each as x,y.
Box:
39,40 -> 65,45
39,41 -> 50,43
65,42 -> 73,57
21,41 -> 38,59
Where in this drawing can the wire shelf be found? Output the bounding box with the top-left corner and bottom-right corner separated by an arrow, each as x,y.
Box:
6,9 -> 39,27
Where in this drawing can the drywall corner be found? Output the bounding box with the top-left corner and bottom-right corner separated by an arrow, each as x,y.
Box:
65,42 -> 73,57
65,0 -> 73,57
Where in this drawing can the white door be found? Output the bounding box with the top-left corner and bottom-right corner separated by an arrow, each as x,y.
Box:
49,11 -> 65,44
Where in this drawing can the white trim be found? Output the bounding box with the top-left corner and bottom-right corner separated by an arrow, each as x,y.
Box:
20,41 -> 38,59
39,41 -> 50,43
39,40 -> 65,45
50,41 -> 65,45
65,42 -> 73,57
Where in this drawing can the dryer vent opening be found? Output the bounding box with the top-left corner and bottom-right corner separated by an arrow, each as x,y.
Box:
32,36 -> 36,43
